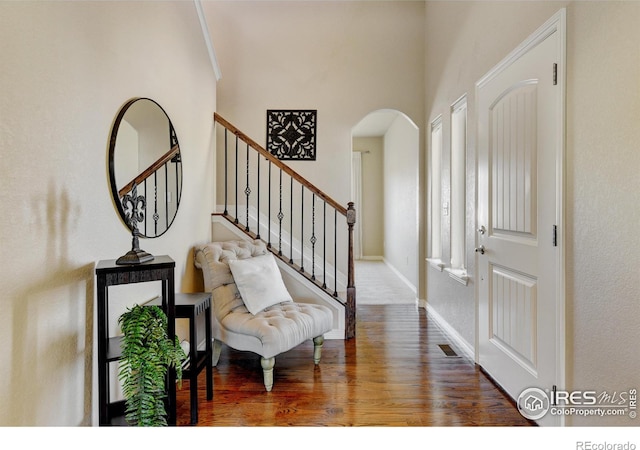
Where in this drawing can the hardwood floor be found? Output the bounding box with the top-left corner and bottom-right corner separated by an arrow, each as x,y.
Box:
175,304 -> 533,426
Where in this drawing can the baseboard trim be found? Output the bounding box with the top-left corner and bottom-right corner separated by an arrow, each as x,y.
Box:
425,304 -> 475,362
359,256 -> 384,261
383,258 -> 417,295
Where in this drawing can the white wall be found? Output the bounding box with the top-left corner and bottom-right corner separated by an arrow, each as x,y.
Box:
383,116 -> 419,290
204,0 -> 427,297
0,1 -> 217,426
424,0 -> 640,426
205,1 -> 425,201
565,0 -> 640,426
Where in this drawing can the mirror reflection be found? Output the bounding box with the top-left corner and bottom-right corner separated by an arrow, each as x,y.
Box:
109,98 -> 182,238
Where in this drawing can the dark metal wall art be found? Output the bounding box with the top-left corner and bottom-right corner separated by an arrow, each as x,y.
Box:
266,110 -> 317,160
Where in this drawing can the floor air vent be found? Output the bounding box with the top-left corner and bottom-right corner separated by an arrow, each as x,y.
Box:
438,344 -> 459,357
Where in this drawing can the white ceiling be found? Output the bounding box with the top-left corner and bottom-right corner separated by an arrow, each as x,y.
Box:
351,110 -> 401,137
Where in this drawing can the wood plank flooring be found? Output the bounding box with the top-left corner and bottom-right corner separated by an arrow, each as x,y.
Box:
175,304 -> 533,426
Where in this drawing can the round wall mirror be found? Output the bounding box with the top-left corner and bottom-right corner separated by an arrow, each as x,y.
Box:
108,98 -> 183,239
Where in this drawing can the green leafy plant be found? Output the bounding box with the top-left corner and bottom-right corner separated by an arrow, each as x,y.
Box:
118,304 -> 186,426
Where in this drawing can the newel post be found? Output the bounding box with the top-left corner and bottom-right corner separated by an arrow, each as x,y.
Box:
346,202 -> 356,339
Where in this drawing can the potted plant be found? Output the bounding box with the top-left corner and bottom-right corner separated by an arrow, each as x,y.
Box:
118,304 -> 186,426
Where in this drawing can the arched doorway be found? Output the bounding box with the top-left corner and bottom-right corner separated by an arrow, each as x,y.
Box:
351,110 -> 419,304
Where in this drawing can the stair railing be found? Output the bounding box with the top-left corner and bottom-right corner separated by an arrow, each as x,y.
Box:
214,112 -> 356,338
117,144 -> 182,238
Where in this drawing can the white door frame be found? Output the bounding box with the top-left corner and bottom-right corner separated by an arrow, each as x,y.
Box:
474,8 -> 566,418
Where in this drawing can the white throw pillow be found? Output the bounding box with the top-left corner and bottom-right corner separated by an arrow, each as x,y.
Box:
228,253 -> 293,315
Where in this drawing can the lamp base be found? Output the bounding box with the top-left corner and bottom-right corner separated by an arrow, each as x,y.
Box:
116,249 -> 154,265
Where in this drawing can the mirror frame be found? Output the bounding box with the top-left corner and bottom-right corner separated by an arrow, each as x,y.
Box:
108,97 -> 182,239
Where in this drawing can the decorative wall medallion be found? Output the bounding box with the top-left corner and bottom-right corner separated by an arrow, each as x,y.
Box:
266,110 -> 317,160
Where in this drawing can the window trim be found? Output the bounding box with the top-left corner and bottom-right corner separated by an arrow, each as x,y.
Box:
427,115 -> 444,270
449,95 -> 467,272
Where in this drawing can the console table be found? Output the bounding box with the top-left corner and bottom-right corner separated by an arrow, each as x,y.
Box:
95,255 -> 176,426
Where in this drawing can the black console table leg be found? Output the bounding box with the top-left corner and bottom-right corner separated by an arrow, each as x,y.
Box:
189,308 -> 198,425
206,306 -> 213,400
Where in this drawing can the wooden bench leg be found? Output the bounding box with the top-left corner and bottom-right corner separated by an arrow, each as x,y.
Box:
313,336 -> 324,365
260,357 -> 275,392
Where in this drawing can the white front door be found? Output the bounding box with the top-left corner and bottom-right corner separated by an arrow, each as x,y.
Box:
476,11 -> 565,426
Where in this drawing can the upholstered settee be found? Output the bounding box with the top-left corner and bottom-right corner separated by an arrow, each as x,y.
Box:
194,239 -> 333,391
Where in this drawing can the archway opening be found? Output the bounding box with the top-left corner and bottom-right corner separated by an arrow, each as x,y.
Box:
351,109 -> 419,304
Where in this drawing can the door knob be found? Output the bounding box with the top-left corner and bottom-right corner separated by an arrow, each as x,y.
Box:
475,245 -> 485,255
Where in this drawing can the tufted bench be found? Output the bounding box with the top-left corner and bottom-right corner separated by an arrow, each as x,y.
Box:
194,239 -> 333,391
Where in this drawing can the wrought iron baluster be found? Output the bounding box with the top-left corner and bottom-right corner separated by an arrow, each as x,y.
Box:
256,151 -> 261,239
164,162 -> 169,230
245,143 -> 250,232
267,161 -> 272,248
323,201 -> 327,290
334,209 -> 338,297
175,154 -> 180,208
143,179 -> 148,236
154,171 -> 158,236
300,185 -> 304,272
311,194 -> 316,280
224,129 -> 228,215
289,176 -> 294,264
278,169 -> 283,256
234,135 -> 238,224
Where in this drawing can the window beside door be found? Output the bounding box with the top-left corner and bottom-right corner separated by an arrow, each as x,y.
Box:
445,95 -> 469,285
428,116 -> 444,271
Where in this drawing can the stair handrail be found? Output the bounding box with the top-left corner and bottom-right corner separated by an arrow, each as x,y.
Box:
118,145 -> 181,198
214,113 -> 347,216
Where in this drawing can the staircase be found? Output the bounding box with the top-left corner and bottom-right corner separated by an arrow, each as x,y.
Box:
213,113 -> 356,338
